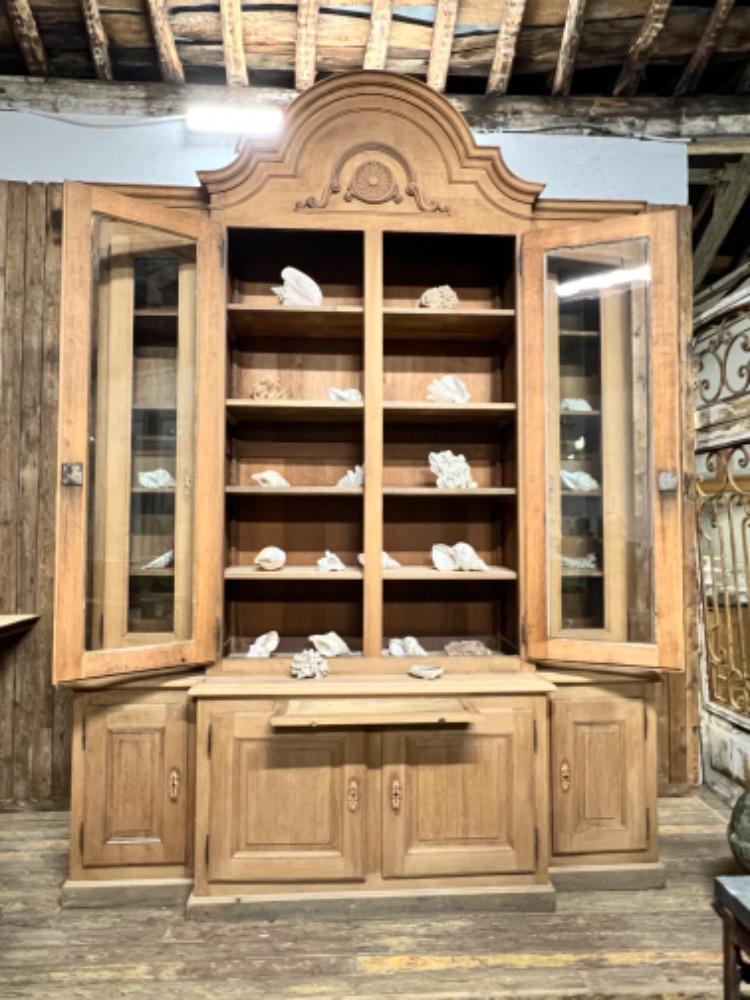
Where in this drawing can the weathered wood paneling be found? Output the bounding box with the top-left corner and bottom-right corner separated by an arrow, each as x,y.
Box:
0,181 -> 69,809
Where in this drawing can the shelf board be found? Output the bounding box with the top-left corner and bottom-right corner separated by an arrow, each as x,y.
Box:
560,409 -> 601,417
561,569 -> 603,578
134,307 -> 178,317
226,485 -> 363,496
559,329 -> 600,338
131,487 -> 175,495
225,566 -> 363,581
383,566 -> 516,581
226,399 -> 363,422
383,486 -> 515,497
227,304 -> 363,340
561,489 -> 602,498
130,567 -> 174,577
383,306 -> 514,340
384,402 -> 515,422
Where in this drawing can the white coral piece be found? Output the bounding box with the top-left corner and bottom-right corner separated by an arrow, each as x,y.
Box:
444,639 -> 493,657
328,387 -> 363,403
418,285 -> 460,310
246,630 -> 280,658
432,542 -> 488,572
316,550 -> 346,572
337,465 -> 364,488
560,469 -> 600,492
431,543 -> 459,572
291,649 -> 328,680
254,545 -> 286,571
428,450 -> 477,489
141,549 -> 174,570
408,664 -> 444,680
309,631 -> 351,657
251,470 -> 290,488
357,551 -> 401,569
561,398 -> 593,412
426,375 -> 470,405
387,636 -> 428,657
272,267 -> 323,307
561,552 -> 598,571
138,468 -> 176,489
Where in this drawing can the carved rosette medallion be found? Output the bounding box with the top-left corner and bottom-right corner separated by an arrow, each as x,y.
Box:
345,160 -> 402,205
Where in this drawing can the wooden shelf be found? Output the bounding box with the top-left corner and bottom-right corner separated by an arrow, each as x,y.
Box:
131,487 -> 175,495
384,402 -> 515,422
383,566 -> 516,581
227,304 -> 363,340
561,569 -> 603,578
561,489 -> 602,498
383,307 -> 514,340
225,566 -> 363,581
0,614 -> 38,639
226,486 -> 363,497
271,696 -> 478,728
134,307 -> 178,317
130,567 -> 174,577
559,329 -> 600,338
383,486 -> 515,497
226,399 -> 363,422
560,409 -> 601,417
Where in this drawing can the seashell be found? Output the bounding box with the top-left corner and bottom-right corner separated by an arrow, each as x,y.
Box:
560,469 -> 600,492
408,664 -> 444,680
428,450 -> 477,490
444,639 -> 493,657
138,468 -> 176,489
272,267 -> 324,307
452,542 -> 489,572
249,377 -> 286,400
561,398 -> 593,412
290,648 -> 328,680
561,552 -> 598,571
418,285 -> 460,310
426,375 -> 471,405
357,551 -> 401,569
246,630 -> 280,658
574,436 -> 586,451
251,470 -> 290,488
142,549 -> 174,570
316,550 -> 346,572
431,543 -> 459,572
337,465 -> 364,488
309,631 -> 351,657
254,545 -> 286,571
388,636 -> 428,657
328,387 -> 363,403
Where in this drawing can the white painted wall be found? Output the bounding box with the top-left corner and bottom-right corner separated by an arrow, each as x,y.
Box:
0,110 -> 688,205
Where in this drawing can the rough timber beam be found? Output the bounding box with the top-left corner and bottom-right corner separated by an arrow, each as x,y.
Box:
486,0 -> 528,95
673,0 -> 737,97
3,77 -> 750,146
79,0 -> 113,81
427,0 -> 459,93
219,0 -> 248,87
551,0 -> 588,97
693,155 -> 750,288
295,0 -> 320,90
145,0 -> 184,84
613,0 -> 672,97
363,0 -> 392,70
7,0 -> 50,76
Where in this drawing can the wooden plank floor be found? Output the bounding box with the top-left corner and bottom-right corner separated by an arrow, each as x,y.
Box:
0,791 -> 739,998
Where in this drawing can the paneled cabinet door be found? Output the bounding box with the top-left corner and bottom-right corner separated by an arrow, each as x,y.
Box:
80,698 -> 189,868
207,713 -> 367,883
382,707 -> 537,878
54,183 -> 224,683
521,210 -> 685,671
551,695 -> 647,856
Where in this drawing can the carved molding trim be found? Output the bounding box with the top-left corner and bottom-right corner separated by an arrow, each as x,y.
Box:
295,142 -> 449,213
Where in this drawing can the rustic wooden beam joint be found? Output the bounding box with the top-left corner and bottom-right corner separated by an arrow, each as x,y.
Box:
427,0 -> 459,93
79,0 -> 113,82
145,0 -> 185,85
363,0 -> 392,71
219,0 -> 249,87
551,0 -> 588,97
673,0 -> 737,97
7,0 -> 51,76
486,0 -> 528,95
613,0 -> 672,97
693,155 -> 750,287
295,0 -> 320,91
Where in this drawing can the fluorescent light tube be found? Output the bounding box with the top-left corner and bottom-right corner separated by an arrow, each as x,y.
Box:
555,263 -> 652,299
185,104 -> 284,136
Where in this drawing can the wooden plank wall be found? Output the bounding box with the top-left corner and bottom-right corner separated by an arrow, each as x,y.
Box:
0,181 -> 70,808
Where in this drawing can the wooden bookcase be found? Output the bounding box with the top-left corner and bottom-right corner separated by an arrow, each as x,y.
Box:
54,73 -> 692,912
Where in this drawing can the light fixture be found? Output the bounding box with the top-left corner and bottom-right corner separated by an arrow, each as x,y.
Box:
555,263 -> 652,299
185,104 -> 284,136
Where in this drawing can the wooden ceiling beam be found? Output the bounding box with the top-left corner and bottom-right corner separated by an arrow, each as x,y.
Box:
145,0 -> 185,84
693,155 -> 750,287
79,0 -> 113,81
295,0 -> 320,90
219,0 -> 248,87
363,0 -> 392,70
673,0 -> 736,97
551,0 -> 588,97
612,0 -> 672,97
486,0 -> 528,95
427,0 -> 459,92
6,0 -> 51,76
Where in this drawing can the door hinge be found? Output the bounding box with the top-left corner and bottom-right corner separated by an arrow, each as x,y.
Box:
204,834 -> 210,866
534,826 -> 539,866
207,724 -> 213,758
81,717 -> 86,751
79,823 -> 84,855
533,718 -> 538,753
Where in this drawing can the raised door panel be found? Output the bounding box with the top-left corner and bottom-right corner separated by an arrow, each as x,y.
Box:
82,701 -> 188,868
382,707 -> 536,878
551,696 -> 646,855
208,713 -> 366,883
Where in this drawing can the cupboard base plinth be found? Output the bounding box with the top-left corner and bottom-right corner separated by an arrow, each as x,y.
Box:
186,884 -> 556,920
550,862 -> 666,892
61,877 -> 193,909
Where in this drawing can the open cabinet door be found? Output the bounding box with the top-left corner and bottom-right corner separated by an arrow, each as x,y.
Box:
521,210 -> 685,671
54,183 -> 224,683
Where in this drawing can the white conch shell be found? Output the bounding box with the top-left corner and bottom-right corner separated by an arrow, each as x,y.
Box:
337,465 -> 364,488
561,552 -> 598,571
309,631 -> 351,657
432,542 -> 488,572
251,470 -> 290,488
444,639 -> 493,657
328,387 -> 363,403
388,636 -> 428,657
431,543 -> 459,572
290,649 -> 328,679
408,664 -> 443,680
138,468 -> 176,489
428,450 -> 477,489
357,551 -> 401,569
316,550 -> 346,572
272,267 -> 324,307
246,630 -> 280,658
142,549 -> 174,570
560,469 -> 600,492
418,285 -> 460,310
254,545 -> 286,571
561,398 -> 593,412
426,375 -> 471,405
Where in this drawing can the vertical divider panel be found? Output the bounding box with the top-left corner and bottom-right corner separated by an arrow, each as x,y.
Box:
174,259 -> 197,640
363,229 -> 384,658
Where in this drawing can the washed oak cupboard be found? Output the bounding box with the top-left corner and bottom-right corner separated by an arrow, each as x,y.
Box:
54,72 -> 691,913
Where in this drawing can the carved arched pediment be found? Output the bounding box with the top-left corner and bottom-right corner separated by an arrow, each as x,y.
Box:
199,72 -> 544,229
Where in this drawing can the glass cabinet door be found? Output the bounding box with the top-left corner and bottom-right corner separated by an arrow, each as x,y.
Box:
522,211 -> 685,670
54,184 -> 224,682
